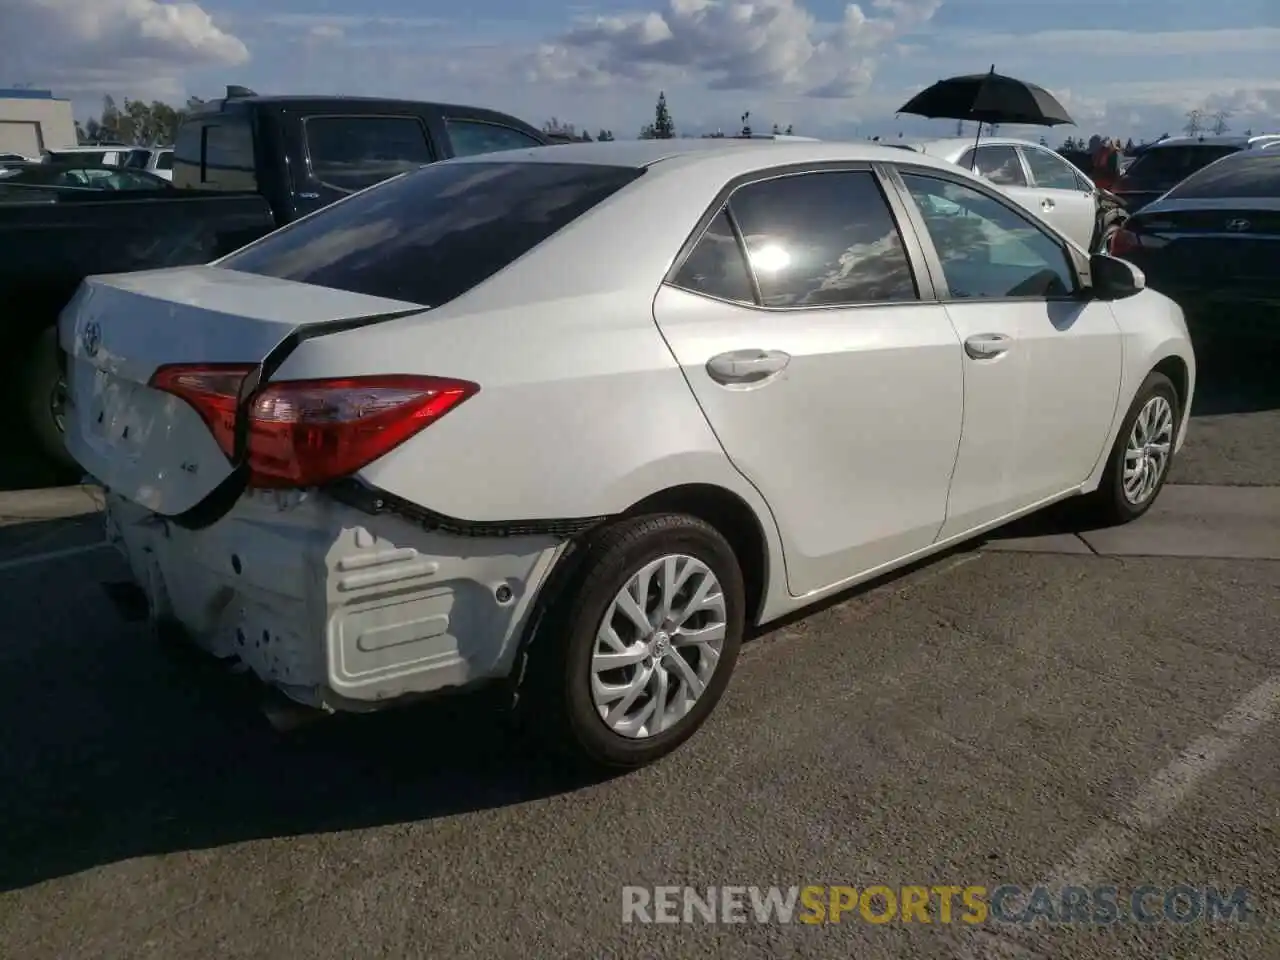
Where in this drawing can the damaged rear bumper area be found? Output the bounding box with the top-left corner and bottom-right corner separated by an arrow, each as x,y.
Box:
103,489 -> 566,713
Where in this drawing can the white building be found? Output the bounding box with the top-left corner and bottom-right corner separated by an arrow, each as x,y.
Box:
0,88 -> 77,158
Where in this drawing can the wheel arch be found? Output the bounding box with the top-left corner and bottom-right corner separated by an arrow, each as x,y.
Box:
619,482 -> 772,626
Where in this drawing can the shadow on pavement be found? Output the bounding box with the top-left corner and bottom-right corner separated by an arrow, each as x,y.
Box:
1188,334 -> 1280,416
0,629 -> 605,892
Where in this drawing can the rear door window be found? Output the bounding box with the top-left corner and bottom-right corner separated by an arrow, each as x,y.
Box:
670,208 -> 756,304
219,161 -> 643,306
173,117 -> 257,190
156,151 -> 173,171
725,169 -> 919,307
959,145 -> 1028,187
1022,147 -> 1083,190
303,116 -> 435,193
445,119 -> 544,158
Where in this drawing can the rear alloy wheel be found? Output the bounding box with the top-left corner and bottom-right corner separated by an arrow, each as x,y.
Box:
519,514 -> 745,769
1087,371 -> 1179,525
21,327 -> 78,472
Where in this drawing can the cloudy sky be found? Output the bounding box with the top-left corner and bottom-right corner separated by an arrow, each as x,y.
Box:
3,0 -> 1278,141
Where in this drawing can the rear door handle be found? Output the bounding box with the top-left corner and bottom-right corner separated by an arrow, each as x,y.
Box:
1041,197 -> 1056,211
964,333 -> 1012,360
706,349 -> 791,385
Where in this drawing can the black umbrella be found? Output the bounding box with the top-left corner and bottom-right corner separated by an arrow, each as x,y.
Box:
899,66 -> 1074,126
898,66 -> 1074,169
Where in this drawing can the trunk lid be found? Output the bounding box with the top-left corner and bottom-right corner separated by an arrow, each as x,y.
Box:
1133,204 -> 1280,286
59,265 -> 425,516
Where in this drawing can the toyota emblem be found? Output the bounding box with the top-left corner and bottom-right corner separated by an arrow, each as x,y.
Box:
1225,218 -> 1252,232
81,321 -> 102,357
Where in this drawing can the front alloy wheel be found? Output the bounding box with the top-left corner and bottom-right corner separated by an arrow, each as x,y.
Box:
1088,370 -> 1179,525
1121,394 -> 1174,506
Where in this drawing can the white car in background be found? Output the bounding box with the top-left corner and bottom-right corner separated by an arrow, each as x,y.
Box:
122,146 -> 174,181
41,145 -> 174,181
900,136 -> 1109,251
60,139 -> 1194,769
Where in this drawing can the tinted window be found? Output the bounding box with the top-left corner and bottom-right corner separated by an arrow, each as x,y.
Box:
172,123 -> 202,186
305,116 -> 434,193
446,119 -> 543,158
220,161 -> 642,305
961,145 -> 1027,187
725,171 -> 918,307
671,208 -> 755,303
202,120 -> 257,189
1123,145 -> 1240,185
123,149 -> 151,169
1164,153 -> 1280,200
156,151 -> 173,171
901,173 -> 1075,299
1023,148 -> 1082,190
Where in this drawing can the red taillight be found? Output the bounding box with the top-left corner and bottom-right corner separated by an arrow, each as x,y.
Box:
245,375 -> 478,487
1108,226 -> 1141,256
150,367 -> 478,488
150,363 -> 255,458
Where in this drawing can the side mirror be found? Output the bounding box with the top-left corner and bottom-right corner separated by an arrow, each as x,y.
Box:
1088,252 -> 1145,300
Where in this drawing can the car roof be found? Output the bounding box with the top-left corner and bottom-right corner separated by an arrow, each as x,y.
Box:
903,136 -> 1060,157
1143,134 -> 1280,150
445,137 -> 964,174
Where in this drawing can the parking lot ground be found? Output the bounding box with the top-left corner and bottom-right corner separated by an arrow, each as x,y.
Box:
0,329 -> 1274,959
1,513 -> 1278,958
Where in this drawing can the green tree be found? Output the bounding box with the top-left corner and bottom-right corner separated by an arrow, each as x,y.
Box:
597,129 -> 614,141
640,91 -> 675,139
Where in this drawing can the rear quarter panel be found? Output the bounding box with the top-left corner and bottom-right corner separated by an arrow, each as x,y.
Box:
271,288 -> 772,525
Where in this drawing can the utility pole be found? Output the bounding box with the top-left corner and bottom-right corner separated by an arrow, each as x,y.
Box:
1210,109 -> 1231,136
1183,109 -> 1203,137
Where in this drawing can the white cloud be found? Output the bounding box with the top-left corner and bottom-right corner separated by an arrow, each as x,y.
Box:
0,0 -> 247,100
956,27 -> 1280,58
532,0 -> 942,98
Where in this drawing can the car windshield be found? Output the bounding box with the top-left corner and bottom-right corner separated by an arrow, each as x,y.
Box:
1122,145 -> 1241,186
219,160 -> 644,306
1163,153 -> 1280,200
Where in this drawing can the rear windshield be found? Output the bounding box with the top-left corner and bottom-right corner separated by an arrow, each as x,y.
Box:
219,161 -> 643,305
1123,145 -> 1241,185
1164,153 -> 1280,200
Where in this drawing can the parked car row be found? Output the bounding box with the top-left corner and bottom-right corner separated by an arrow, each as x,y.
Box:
63,138 -> 1194,768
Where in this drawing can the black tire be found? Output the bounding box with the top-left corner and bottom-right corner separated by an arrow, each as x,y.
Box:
516,513 -> 746,770
1086,371 -> 1179,526
20,327 -> 78,472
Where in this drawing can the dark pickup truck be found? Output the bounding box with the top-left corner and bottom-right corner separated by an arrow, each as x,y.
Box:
0,89 -> 548,469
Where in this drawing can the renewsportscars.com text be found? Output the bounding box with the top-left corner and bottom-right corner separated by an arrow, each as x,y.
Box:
621,885 -> 1256,925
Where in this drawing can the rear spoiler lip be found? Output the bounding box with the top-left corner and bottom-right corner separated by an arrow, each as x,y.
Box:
167,303 -> 429,531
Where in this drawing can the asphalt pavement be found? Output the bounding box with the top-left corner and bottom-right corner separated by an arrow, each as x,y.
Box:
0,335 -> 1276,960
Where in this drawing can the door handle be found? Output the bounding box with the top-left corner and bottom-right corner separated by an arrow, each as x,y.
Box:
706,349 -> 791,385
964,333 -> 1011,360
1041,197 -> 1055,211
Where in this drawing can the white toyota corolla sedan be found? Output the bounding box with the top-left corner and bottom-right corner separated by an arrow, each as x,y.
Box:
60,139 -> 1195,769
